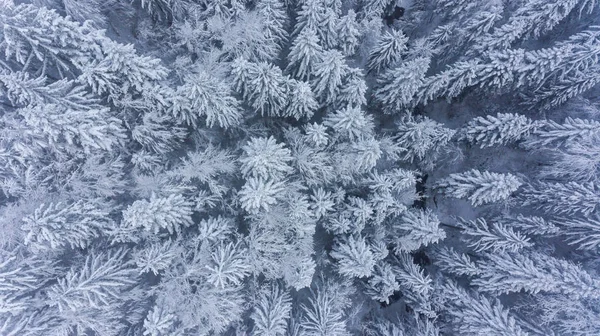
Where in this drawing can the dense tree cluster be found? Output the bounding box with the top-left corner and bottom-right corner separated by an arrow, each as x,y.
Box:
1,0 -> 600,335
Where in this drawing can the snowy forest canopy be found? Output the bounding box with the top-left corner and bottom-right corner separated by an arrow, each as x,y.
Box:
1,0 -> 600,335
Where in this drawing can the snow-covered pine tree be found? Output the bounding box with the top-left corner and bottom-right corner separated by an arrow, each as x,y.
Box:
363,0 -> 394,18
239,177 -> 286,213
143,304 -> 181,336
17,104 -> 127,155
217,10 -> 282,62
132,240 -> 180,275
337,10 -> 361,56
479,46 -> 566,91
434,8 -> 503,60
434,0 -> 481,20
131,112 -> 187,156
519,181 -> 600,215
251,282 -> 292,336
416,27 -> 600,107
471,0 -> 595,54
527,66 -> 600,109
170,71 -> 242,128
297,277 -> 352,336
441,280 -> 531,336
309,187 -> 335,219
364,261 -> 400,304
138,0 -> 172,20
337,67 -> 368,108
366,168 -> 418,195
367,30 -> 409,73
121,193 -> 194,236
231,57 -> 256,96
391,208 -> 446,253
195,216 -> 234,242
1,4 -> 104,76
60,0 -> 108,26
84,39 -> 168,99
233,59 -> 289,116
299,283 -> 351,336
390,253 -> 437,317
324,105 -> 375,140
346,137 -> 383,173
311,49 -> 349,104
473,250 -> 600,298
284,79 -> 319,119
541,140 -> 600,183
532,294 -> 600,336
463,113 -> 538,148
524,117 -> 600,148
330,235 -> 376,278
169,144 -> 236,186
392,116 -> 456,162
0,71 -> 99,110
257,0 -> 288,52
240,136 -> 294,180
0,249 -> 54,318
156,241 -> 247,334
374,57 -> 430,112
289,137 -> 336,185
21,200 -> 113,251
393,253 -> 433,297
320,8 -> 339,49
293,0 -> 326,37
497,214 -> 560,236
46,248 -> 137,318
304,123 -> 330,147
205,242 -> 251,289
367,193 -> 408,227
548,26 -> 600,76
432,246 -> 481,277
557,215 -> 600,250
282,254 -> 317,290
345,196 -> 374,231
456,217 -> 532,253
436,169 -> 522,206
286,28 -> 324,80
414,59 -> 482,106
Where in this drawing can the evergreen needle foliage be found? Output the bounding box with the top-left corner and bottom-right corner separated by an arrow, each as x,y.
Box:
1,0 -> 600,334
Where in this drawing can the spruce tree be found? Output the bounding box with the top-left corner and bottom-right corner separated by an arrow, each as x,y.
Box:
337,67 -> 367,108
337,10 -> 361,56
559,215 -> 600,250
171,71 -> 242,128
367,30 -> 409,73
393,116 -> 456,162
286,28 -> 324,80
121,193 -> 194,235
324,106 -> 375,140
22,200 -> 114,251
436,170 -> 522,206
456,217 -> 532,253
374,57 -> 430,112
524,117 -> 600,148
463,113 -> 538,148
519,181 -> 600,215
311,49 -> 349,104
391,209 -> 446,253
442,281 -> 531,336
251,282 -> 292,336
330,235 -> 376,278
473,251 -> 600,298
284,79 -> 319,119
364,261 -> 400,304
